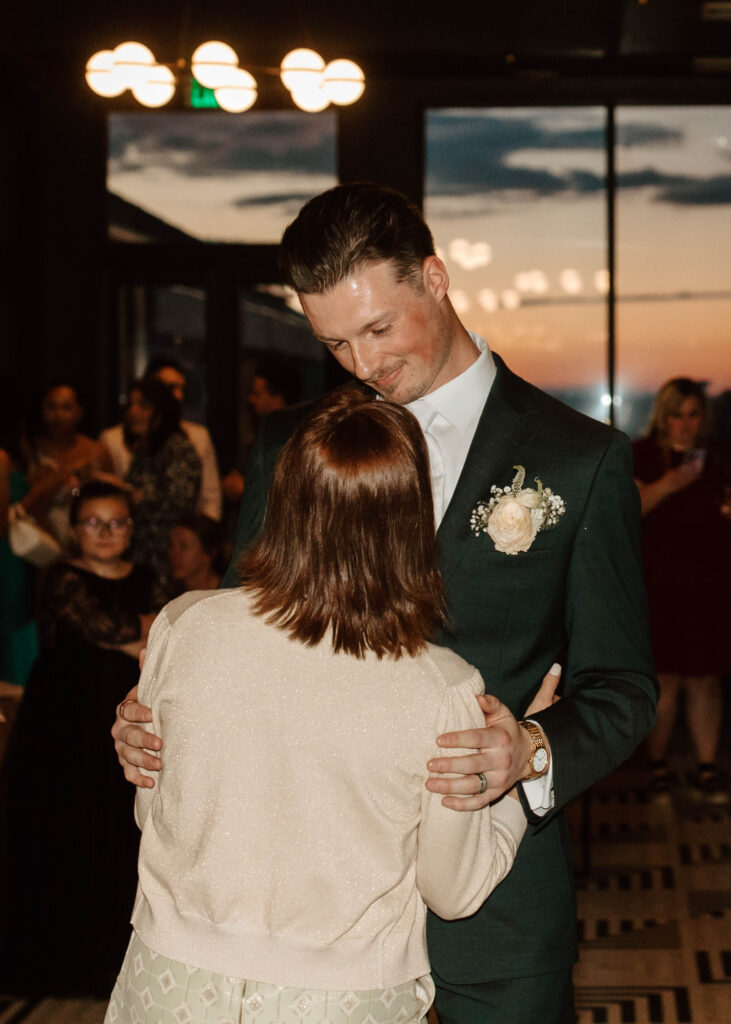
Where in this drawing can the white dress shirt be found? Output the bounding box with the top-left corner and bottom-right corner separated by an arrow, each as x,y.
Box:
407,331 -> 496,526
407,331 -> 554,813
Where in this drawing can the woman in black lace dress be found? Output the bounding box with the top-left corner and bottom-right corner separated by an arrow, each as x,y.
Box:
3,482 -> 166,997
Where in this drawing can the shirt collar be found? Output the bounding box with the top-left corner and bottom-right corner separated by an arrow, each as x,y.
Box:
407,332 -> 495,431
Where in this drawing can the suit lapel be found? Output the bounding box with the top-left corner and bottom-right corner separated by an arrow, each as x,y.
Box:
437,355 -> 539,585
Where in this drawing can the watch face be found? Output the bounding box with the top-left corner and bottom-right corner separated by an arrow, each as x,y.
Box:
532,748 -> 548,773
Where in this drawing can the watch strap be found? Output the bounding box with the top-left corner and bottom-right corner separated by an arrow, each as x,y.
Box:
518,719 -> 550,781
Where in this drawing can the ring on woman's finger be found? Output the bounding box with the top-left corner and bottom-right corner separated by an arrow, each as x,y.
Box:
118,699 -> 134,722
476,772 -> 488,795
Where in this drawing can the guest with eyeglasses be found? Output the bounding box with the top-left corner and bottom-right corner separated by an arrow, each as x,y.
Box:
1,481 -> 167,998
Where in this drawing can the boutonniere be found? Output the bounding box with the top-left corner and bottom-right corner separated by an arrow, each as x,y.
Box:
470,465 -> 566,555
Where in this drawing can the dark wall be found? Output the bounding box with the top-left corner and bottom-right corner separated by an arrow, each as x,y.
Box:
1,56 -> 108,426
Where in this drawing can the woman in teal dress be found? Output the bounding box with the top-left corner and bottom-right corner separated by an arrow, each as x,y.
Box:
0,387 -> 39,686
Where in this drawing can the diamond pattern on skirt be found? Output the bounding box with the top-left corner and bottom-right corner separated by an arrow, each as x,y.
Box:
103,932 -> 429,1023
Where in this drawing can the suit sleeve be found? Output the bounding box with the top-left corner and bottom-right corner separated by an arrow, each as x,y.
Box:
525,430 -> 658,821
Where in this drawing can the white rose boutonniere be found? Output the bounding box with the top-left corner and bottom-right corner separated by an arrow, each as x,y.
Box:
470,465 -> 566,555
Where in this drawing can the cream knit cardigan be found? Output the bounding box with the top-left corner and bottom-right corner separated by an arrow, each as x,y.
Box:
132,589 -> 526,991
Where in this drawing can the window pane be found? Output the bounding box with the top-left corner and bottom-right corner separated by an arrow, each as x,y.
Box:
115,284 -> 208,419
111,282 -> 331,471
425,108 -> 608,420
107,111 -> 336,244
615,106 -> 731,437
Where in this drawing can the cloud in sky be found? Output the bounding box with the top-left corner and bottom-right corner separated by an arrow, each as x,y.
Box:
426,111 -> 729,208
231,192 -> 317,208
657,173 -> 731,205
109,112 -> 336,179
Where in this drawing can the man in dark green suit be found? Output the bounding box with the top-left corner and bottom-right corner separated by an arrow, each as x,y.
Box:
113,183 -> 657,1023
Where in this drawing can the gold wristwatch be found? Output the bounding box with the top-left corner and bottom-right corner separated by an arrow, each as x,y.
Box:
518,720 -> 550,780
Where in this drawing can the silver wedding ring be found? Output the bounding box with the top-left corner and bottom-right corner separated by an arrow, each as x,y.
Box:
476,772 -> 488,795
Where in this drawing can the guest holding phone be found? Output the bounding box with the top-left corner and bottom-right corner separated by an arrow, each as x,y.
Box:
633,377 -> 731,804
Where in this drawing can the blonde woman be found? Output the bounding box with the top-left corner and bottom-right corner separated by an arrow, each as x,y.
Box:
633,378 -> 731,803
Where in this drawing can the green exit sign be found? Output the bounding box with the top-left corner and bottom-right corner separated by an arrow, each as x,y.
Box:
190,77 -> 219,109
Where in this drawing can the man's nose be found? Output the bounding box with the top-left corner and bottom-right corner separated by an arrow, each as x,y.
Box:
349,341 -> 374,381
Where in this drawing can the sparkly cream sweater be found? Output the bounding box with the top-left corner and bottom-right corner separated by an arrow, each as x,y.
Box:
132,589 -> 526,991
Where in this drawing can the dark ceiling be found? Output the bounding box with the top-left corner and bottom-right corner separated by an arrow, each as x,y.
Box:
7,0 -> 731,81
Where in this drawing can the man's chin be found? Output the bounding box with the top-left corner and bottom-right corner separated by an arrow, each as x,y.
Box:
372,384 -> 413,405
365,371 -> 429,405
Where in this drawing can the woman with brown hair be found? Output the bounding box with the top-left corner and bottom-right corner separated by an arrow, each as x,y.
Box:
633,377 -> 731,803
118,376 -> 201,593
105,387 -> 551,1024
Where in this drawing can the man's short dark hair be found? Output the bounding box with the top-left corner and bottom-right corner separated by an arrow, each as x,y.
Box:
279,182 -> 435,295
255,359 -> 302,407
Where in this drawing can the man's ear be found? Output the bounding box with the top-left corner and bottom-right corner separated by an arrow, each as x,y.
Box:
423,255 -> 449,303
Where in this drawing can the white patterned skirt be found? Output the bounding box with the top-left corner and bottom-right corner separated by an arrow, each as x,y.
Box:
105,931 -> 430,1024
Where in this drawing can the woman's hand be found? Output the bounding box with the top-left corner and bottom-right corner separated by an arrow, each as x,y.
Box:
663,460 -> 703,494
523,662 -> 562,716
636,459 -> 703,516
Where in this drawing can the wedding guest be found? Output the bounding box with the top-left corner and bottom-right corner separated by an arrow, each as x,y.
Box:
0,381 -> 38,687
2,481 -> 166,996
222,360 -> 304,507
121,377 -> 201,593
168,513 -> 225,593
106,388 -> 538,1024
24,382 -> 113,550
247,358 -> 303,418
101,358 -> 222,520
633,377 -> 731,804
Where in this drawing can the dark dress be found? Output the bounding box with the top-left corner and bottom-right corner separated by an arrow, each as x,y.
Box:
2,562 -> 166,997
126,432 -> 201,593
633,437 -> 731,675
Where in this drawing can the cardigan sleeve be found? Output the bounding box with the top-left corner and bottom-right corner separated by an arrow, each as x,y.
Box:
133,609 -> 173,830
416,676 -> 527,920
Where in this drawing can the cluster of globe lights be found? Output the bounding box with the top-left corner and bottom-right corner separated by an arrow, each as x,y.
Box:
85,41 -> 365,112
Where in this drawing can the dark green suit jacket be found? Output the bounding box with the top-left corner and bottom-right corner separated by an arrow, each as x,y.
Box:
222,354 -> 658,983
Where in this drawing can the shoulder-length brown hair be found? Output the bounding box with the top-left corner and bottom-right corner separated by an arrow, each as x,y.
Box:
240,387 -> 447,659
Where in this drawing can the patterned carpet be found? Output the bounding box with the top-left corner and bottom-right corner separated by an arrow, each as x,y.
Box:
1,700 -> 728,1023
571,756 -> 731,1024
